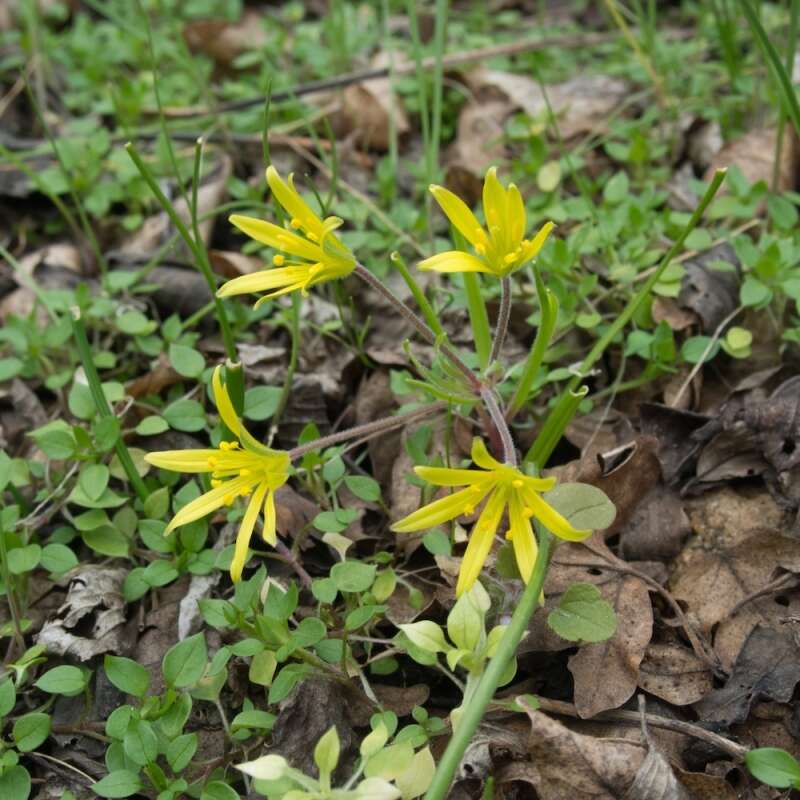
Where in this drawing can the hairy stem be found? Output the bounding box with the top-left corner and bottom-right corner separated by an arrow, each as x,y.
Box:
489,277 -> 511,365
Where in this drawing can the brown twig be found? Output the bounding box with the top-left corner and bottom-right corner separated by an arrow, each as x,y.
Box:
729,571 -> 800,617
530,696 -> 748,762
141,28 -> 692,119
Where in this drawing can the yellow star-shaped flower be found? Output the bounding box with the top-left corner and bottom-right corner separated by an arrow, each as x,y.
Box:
420,167 -> 554,278
219,166 -> 356,306
392,439 -> 589,596
144,366 -> 290,582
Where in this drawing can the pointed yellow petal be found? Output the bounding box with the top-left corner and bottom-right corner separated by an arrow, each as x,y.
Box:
253,281 -> 310,306
507,184 -> 526,244
414,466 -> 489,487
217,266 -> 312,298
429,185 -> 488,248
482,167 -> 506,240
262,489 -> 277,545
456,485 -> 507,596
508,492 -> 537,583
229,215 -> 287,249
212,366 -> 242,437
523,221 -> 555,262
230,481 -> 269,583
522,474 -> 557,492
266,166 -> 324,238
165,475 -> 251,534
470,438 -> 504,471
391,485 -> 492,533
145,449 -> 218,473
521,488 -> 591,541
417,251 -> 490,274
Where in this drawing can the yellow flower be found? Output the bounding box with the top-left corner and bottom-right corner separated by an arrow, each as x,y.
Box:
144,366 -> 290,582
219,166 -> 356,306
420,167 -> 554,278
391,439 -> 589,596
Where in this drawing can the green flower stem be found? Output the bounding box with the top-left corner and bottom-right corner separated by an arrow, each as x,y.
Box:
223,359 -> 245,430
489,277 -> 512,366
124,142 -> 237,363
462,273 -> 492,370
71,308 -> 149,504
506,266 -> 558,423
524,168 -> 727,466
390,251 -> 444,338
525,385 -> 588,467
423,529 -> 554,800
288,402 -> 447,460
0,523 -> 26,657
353,264 -> 480,392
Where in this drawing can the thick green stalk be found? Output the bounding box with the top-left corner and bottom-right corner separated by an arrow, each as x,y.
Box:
125,142 -> 237,362
390,252 -> 444,338
525,169 -> 726,465
70,309 -> 149,503
463,273 -> 492,370
506,266 -> 558,421
423,531 -> 554,800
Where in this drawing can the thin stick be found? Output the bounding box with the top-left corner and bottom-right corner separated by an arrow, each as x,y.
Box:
143,29 -> 692,118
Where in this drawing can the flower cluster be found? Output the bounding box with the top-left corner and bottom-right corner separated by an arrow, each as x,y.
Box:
146,165 -> 583,592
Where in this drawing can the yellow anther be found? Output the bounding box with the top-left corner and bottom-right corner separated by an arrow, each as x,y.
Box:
463,505 -> 475,515
224,494 -> 234,506
471,485 -> 483,493
512,479 -> 523,489
306,231 -> 318,242
475,243 -> 486,255
290,217 -> 302,229
273,254 -> 285,266
523,507 -> 534,519
239,487 -> 250,497
211,479 -> 222,488
239,468 -> 250,477
219,441 -> 232,451
504,252 -> 517,264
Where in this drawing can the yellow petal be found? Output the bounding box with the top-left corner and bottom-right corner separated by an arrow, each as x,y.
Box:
508,492 -> 537,583
144,449 -> 218,473
524,221 -> 555,261
391,484 -> 493,533
229,215 -> 287,249
521,488 -> 591,541
482,167 -> 506,242
263,489 -> 277,545
507,183 -> 526,244
266,166 -> 324,238
165,475 -> 252,534
414,466 -> 490,487
230,481 -> 269,583
212,366 -> 242,437
418,251 -> 490,274
470,438 -> 504,471
217,266 -> 312,298
522,474 -> 557,492
429,185 -> 488,249
456,485 -> 507,596
253,281 -> 311,306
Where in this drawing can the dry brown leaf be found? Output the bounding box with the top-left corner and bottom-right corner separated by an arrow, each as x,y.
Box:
36,567 -> 128,661
208,249 -> 264,280
339,53 -> 409,151
524,707 -> 646,799
465,69 -> 629,139
625,745 -> 693,800
568,569 -> 653,717
619,486 -> 691,563
638,642 -> 713,706
354,370 -> 400,486
183,12 -> 267,68
670,526 -> 800,671
705,127 -> 798,193
444,99 -> 510,205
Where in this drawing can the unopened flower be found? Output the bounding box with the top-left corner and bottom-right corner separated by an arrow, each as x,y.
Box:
144,366 -> 290,582
219,166 -> 356,305
392,438 -> 589,596
420,167 -> 554,278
